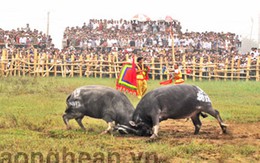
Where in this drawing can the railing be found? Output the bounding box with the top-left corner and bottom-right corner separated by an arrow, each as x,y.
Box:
0,49 -> 259,81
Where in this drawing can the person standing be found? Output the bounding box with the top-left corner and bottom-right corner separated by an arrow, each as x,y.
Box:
136,56 -> 149,99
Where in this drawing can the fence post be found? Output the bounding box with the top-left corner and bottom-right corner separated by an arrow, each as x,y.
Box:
86,55 -> 90,78
45,53 -> 49,77
151,57 -> 155,80
79,55 -> 83,77
9,54 -> 14,76
53,55 -> 57,77
224,58 -> 229,81
213,59 -> 219,81
41,53 -> 46,77
62,54 -> 67,77
192,56 -> 196,81
230,57 -> 234,81
33,49 -> 38,77
165,57 -> 170,80
256,56 -> 259,81
1,49 -> 7,76
237,59 -> 241,80
207,55 -> 211,81
182,53 -> 187,80
246,56 -> 251,81
94,55 -> 97,78
199,57 -> 203,81
22,55 -> 26,76
70,54 -> 74,77
160,57 -> 163,81
108,54 -> 112,78
14,53 -> 18,76
99,54 -> 103,78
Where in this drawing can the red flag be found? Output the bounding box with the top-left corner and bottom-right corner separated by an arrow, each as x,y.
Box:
159,79 -> 173,85
116,54 -> 137,96
130,54 -> 137,86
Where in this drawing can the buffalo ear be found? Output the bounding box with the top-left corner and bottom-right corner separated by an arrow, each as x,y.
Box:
129,121 -> 136,127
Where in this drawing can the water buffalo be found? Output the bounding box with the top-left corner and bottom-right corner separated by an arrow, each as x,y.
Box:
62,85 -> 143,135
123,84 -> 227,138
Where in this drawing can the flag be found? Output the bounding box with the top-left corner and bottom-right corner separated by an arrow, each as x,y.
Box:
159,79 -> 173,85
116,55 -> 137,95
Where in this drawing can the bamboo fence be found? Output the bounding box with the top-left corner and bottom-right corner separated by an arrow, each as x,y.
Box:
0,49 -> 259,81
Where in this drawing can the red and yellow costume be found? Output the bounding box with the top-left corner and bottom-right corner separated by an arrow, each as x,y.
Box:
136,63 -> 149,99
173,69 -> 184,84
159,66 -> 184,85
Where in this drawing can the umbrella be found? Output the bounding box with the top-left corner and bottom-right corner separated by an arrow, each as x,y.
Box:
165,16 -> 173,22
132,14 -> 151,22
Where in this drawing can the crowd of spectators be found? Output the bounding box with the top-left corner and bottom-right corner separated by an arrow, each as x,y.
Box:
0,24 -> 55,56
61,18 -> 248,64
0,19 -> 259,71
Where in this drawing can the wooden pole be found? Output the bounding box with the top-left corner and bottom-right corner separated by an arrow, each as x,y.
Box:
207,55 -> 211,81
70,54 -> 74,77
230,57 -> 234,81
165,57 -> 170,80
214,60 -> 219,81
41,53 -> 46,77
192,56 -> 196,81
94,55 -> 97,78
224,58 -> 229,81
22,55 -> 26,76
53,55 -> 57,77
151,57 -> 155,80
171,31 -> 175,65
33,49 -> 38,77
199,57 -> 203,81
237,59 -> 241,80
160,57 -> 163,81
86,55 -> 90,78
246,55 -> 251,81
62,54 -> 67,77
256,56 -> 259,81
46,53 -> 50,77
99,54 -> 103,78
10,55 -> 14,76
108,54 -> 112,78
16,53 -> 21,77
79,55 -> 83,77
182,53 -> 187,81
14,53 -> 19,76
27,53 -> 31,77
1,49 -> 7,76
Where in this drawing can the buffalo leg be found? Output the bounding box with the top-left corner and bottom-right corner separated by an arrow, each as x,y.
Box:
100,122 -> 114,135
62,112 -> 85,130
150,116 -> 160,139
204,108 -> 227,134
63,114 -> 72,130
191,113 -> 202,135
75,117 -> 86,131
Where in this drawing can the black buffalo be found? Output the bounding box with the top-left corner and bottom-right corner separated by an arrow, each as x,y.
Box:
63,85 -> 141,134
121,84 -> 227,138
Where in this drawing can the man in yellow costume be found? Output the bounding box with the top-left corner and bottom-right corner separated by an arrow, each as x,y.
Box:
170,63 -> 184,84
136,56 -> 149,99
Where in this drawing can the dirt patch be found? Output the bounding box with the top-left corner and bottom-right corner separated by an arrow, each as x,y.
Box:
159,119 -> 260,140
116,120 -> 260,162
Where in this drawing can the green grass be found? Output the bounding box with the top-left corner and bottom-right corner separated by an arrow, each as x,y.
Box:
0,77 -> 259,162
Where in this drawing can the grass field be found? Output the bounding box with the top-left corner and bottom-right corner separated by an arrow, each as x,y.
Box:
0,77 -> 259,162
